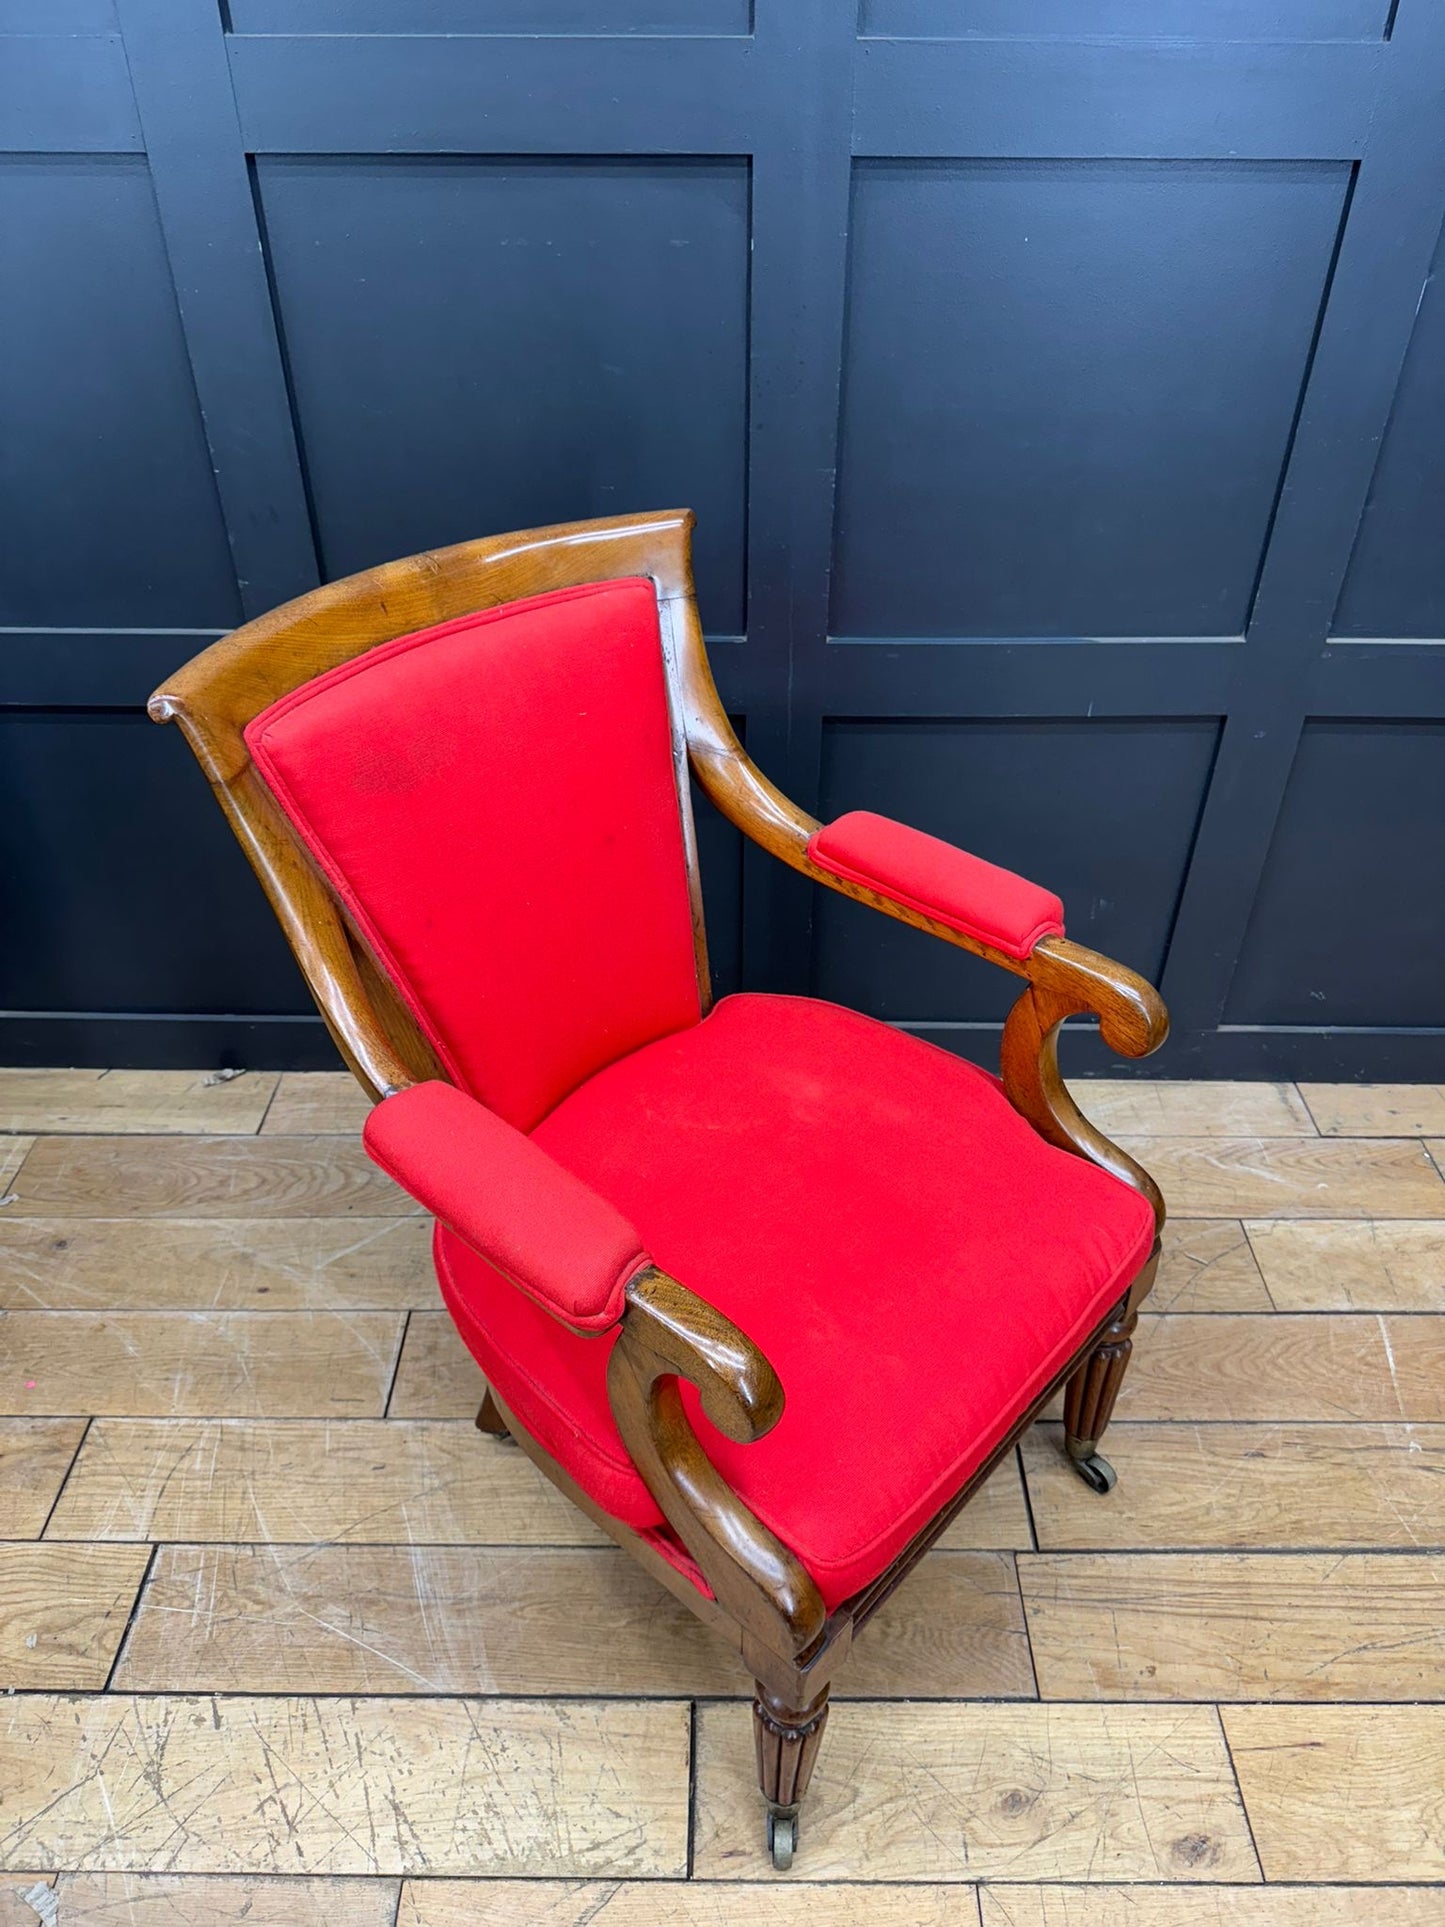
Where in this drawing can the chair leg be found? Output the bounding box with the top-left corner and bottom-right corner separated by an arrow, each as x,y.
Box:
1063,1302 -> 1138,1493
753,1683 -> 830,1871
474,1388 -> 510,1439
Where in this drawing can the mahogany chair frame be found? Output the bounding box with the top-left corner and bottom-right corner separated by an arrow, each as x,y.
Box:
151,509 -> 1167,1869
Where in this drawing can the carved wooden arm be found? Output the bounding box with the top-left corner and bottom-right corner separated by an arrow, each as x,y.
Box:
664,600 -> 1167,1228
608,1268 -> 828,1659
999,943 -> 1166,1227
361,1080 -> 823,1658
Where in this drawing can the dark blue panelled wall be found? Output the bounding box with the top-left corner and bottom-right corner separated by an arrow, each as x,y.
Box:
3,1 -> 1444,1077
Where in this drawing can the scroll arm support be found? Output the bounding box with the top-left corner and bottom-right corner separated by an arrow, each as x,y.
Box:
1001,936 -> 1170,1232
607,1267 -> 827,1663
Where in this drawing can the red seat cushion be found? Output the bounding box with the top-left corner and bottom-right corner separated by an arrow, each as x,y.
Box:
438,992 -> 1155,1610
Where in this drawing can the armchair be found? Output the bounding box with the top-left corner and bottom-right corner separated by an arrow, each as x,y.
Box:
151,511 -> 1167,1871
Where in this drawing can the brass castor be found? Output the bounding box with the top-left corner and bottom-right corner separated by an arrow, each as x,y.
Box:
767,1805 -> 799,1871
1072,1451 -> 1117,1494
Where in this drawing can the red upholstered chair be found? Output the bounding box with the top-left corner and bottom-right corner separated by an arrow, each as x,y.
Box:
151,512 -> 1168,1870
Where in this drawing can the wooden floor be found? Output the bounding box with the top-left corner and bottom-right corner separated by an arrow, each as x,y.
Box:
0,1069 -> 1442,1923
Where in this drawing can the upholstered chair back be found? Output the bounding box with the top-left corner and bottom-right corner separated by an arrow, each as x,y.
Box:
241,578 -> 701,1129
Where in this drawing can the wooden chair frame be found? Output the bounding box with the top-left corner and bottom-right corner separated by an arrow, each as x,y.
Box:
151,509 -> 1167,1868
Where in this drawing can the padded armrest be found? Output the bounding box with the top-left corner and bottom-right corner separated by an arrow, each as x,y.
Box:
808,810 -> 1065,962
363,1080 -> 649,1334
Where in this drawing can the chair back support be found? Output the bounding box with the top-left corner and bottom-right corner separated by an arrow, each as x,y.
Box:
150,512 -> 713,1109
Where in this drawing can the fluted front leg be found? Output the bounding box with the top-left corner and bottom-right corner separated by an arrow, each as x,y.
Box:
1064,1302 -> 1137,1457
754,1684 -> 830,1810
1060,1299 -> 1139,1495
753,1683 -> 830,1868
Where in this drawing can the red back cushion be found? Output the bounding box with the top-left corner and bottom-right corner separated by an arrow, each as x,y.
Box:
245,577 -> 701,1129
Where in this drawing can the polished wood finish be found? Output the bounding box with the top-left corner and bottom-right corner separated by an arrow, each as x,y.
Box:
473,1388 -> 509,1438
608,1267 -> 826,1669
149,512 -> 1168,1855
753,1684 -> 831,1813
1064,1305 -> 1140,1461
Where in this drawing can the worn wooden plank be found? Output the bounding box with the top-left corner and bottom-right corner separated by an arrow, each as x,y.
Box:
51,1873 -> 399,1925
8,1136 -> 414,1218
262,1072 -> 372,1137
1019,1552 -> 1445,1701
0,1141 -> 32,1196
1248,1221 -> 1445,1312
1117,1313 -> 1445,1422
0,1218 -> 435,1313
980,1887 -> 1445,1925
114,1543 -> 1031,1700
1076,1081 -> 1314,1138
1150,1220 -> 1272,1313
47,1418 -> 1025,1555
1023,1421 -> 1445,1551
0,1421 -> 88,1538
0,1695 -> 689,1876
0,1544 -> 150,1690
1223,1705 -> 1445,1882
0,1311 -> 403,1419
1299,1083 -> 1445,1137
693,1702 -> 1257,1881
0,1070 -> 277,1137
0,1878 -> 56,1927
1115,1137 -> 1445,1219
388,1311 -> 486,1420
402,1882 -> 983,1925
938,1450 -> 1035,1552
45,1419 -> 606,1545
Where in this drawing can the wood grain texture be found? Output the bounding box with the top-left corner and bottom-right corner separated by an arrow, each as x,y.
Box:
693,1702 -> 1257,1881
114,1545 -> 1033,1701
0,1311 -> 403,1418
936,1450 -> 1035,1552
980,1888 -> 1445,1925
1223,1705 -> 1445,1881
1114,1136 -> 1445,1218
1150,1220 -> 1272,1313
0,1695 -> 690,1876
262,1073 -> 373,1136
0,1420 -> 88,1537
1117,1313 -> 1445,1421
9,1137 -> 414,1218
388,1311 -> 486,1419
1247,1221 -> 1445,1311
1022,1421 -> 1445,1550
49,1873 -> 399,1925
262,1079 -> 373,1133
401,1881 -> 984,1924
0,1544 -> 150,1690
1299,1083 -> 1445,1137
1019,1552 -> 1445,1701
0,1218 -> 434,1312
1076,1081 -> 1314,1138
0,1071 -> 277,1137
0,1878 -> 55,1927
0,1141 -> 33,1195
46,1420 -> 605,1545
